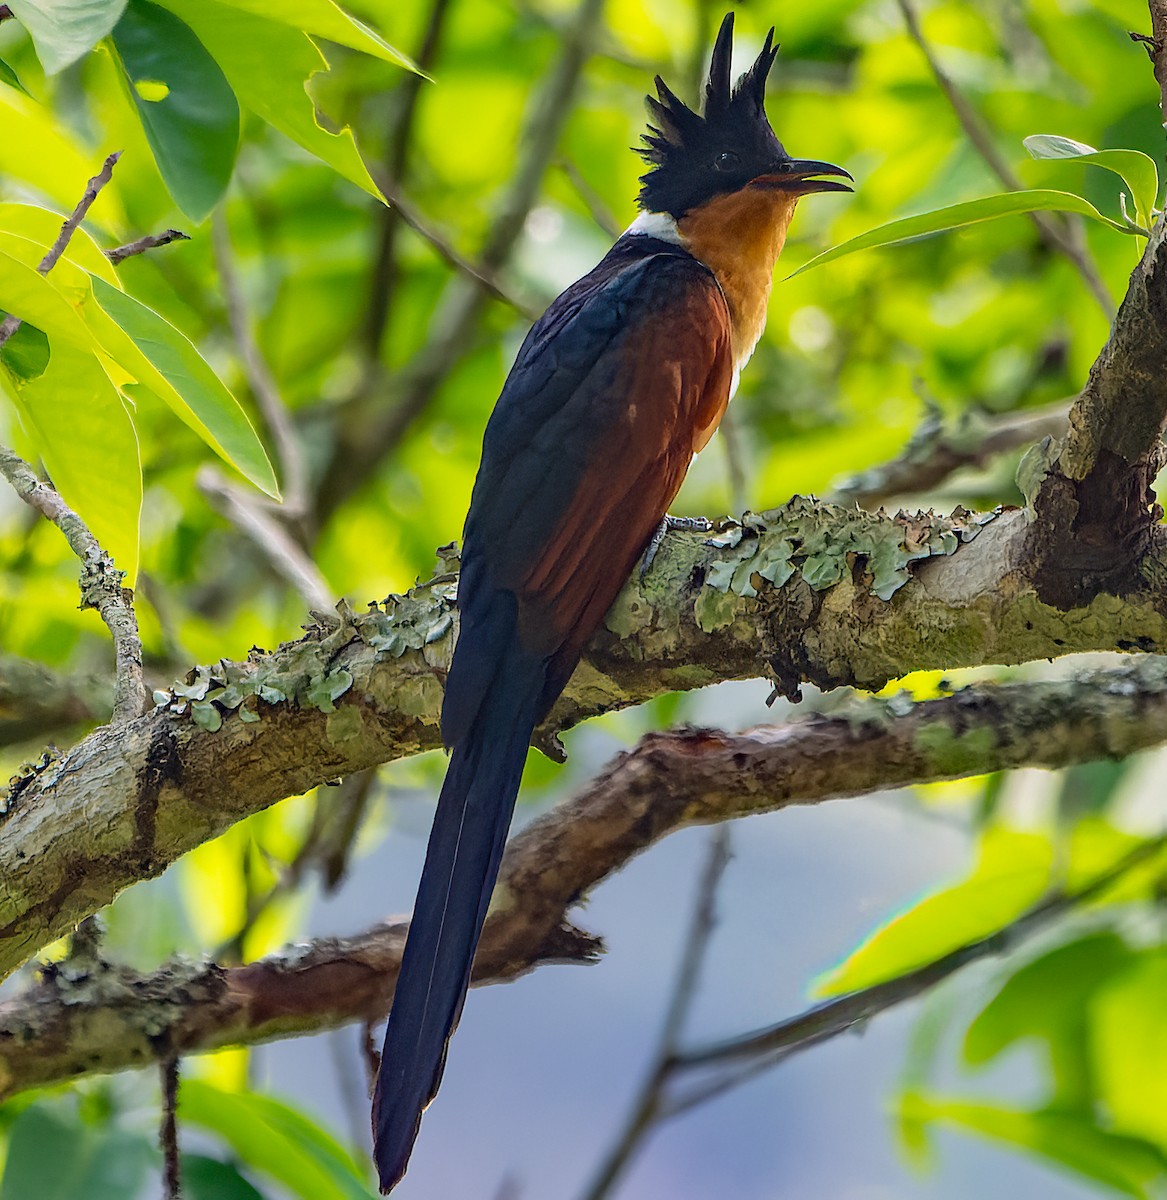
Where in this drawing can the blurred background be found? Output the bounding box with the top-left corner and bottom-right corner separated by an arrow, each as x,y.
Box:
1,0 -> 1166,1196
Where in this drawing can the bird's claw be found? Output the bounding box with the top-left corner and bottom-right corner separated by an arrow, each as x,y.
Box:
640,514 -> 714,578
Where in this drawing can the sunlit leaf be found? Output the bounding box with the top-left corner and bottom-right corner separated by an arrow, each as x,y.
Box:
1025,135 -> 1159,232
111,0 -> 240,221
815,827 -> 1053,996
89,276 -> 278,497
0,55 -> 30,95
213,0 -> 416,70
0,86 -> 124,223
0,1103 -> 154,1199
1093,951 -> 1167,1148
6,0 -> 127,75
158,0 -> 381,199
180,1081 -> 378,1200
791,190 -> 1133,278
0,248 -> 95,349
0,208 -> 119,283
1,339 -> 142,579
901,1093 -> 1167,1198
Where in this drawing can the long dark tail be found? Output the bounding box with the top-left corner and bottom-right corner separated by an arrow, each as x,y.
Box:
372,652 -> 542,1193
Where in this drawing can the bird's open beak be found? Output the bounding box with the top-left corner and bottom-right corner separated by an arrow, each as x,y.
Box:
751,159 -> 853,195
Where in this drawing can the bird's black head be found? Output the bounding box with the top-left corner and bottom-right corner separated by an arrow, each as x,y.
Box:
637,12 -> 851,219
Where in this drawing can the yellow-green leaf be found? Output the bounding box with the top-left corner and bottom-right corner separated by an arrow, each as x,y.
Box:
0,210 -> 119,284
1025,135 -> 1159,232
89,276 -> 278,497
158,0 -> 381,200
791,190 -> 1133,278
1,340 -> 141,580
815,827 -> 1053,996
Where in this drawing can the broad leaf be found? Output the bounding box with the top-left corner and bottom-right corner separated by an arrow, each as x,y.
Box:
791,190 -> 1132,278
180,1081 -> 378,1200
815,827 -> 1052,996
159,0 -> 381,199
6,0 -> 127,75
0,87 -> 124,223
183,1155 -> 266,1200
214,0 -> 415,70
89,276 -> 278,497
900,1093 -> 1167,1199
0,248 -> 94,349
0,55 -> 30,95
1025,135 -> 1159,232
1,338 -> 142,580
0,321 -> 50,383
111,0 -> 240,221
1092,951 -> 1167,1147
0,1105 -> 154,1199
0,207 -> 120,283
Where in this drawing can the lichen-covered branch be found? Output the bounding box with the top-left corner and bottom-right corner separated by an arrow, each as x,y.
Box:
4,656 -> 1167,1096
3,502 -> 1167,981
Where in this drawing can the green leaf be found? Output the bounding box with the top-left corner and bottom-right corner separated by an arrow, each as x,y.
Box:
213,0 -> 416,70
0,248 -> 94,350
0,207 -> 120,283
157,0 -> 381,199
1093,951 -> 1167,1148
0,55 -> 30,95
183,1155 -> 266,1200
0,321 -> 50,383
1,338 -> 142,580
1025,135 -> 1159,232
791,190 -> 1133,278
6,0 -> 127,75
815,827 -> 1052,996
964,932 -> 1133,1066
180,1081 -> 378,1200
0,85 -> 126,223
0,1103 -> 154,1199
89,276 -> 278,497
111,0 -> 240,221
901,1093 -> 1167,1199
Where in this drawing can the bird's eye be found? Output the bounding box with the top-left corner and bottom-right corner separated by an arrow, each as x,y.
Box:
713,151 -> 740,171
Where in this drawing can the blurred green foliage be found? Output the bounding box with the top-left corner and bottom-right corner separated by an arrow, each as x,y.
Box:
1,0 -> 1166,1195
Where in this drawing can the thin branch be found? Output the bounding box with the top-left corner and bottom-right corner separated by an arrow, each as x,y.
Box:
377,183 -> 543,319
7,659 -> 1167,1089
361,0 -> 455,367
104,229 -> 189,265
160,1056 -> 181,1200
831,398 -> 1071,507
0,151 -> 120,351
212,212 -> 308,517
0,446 -> 148,724
557,159 -> 621,239
317,0 -> 605,520
894,0 -> 1113,315
661,836 -> 1166,1118
196,465 -> 332,611
578,828 -> 731,1200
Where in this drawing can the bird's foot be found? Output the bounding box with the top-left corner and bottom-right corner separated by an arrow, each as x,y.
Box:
640,514 -> 714,578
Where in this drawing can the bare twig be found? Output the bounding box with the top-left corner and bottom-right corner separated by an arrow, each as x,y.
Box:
557,159 -> 621,239
894,0 -> 1113,315
832,398 -> 1072,507
662,836 -> 1166,1116
0,446 -> 148,723
196,465 -> 331,611
105,229 -> 189,265
212,212 -> 307,517
160,1056 -> 182,1200
579,828 -> 731,1200
318,0 -> 605,520
361,0 -> 455,367
377,183 -> 543,319
0,151 -> 120,351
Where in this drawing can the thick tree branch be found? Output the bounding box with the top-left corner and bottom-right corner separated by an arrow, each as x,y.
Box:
4,658 -> 1167,1095
4,502 -> 1167,981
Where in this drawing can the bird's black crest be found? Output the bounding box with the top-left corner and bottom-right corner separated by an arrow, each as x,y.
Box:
637,12 -> 788,218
